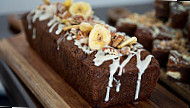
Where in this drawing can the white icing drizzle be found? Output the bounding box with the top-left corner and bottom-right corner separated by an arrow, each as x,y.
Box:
39,5 -> 56,21
152,26 -> 160,38
74,38 -> 93,54
105,87 -> 111,102
49,22 -> 58,33
169,55 -> 177,64
47,16 -> 57,27
116,81 -> 121,92
32,9 -> 43,23
133,43 -> 143,51
57,32 -> 69,50
67,35 -> 73,40
32,28 -> 36,39
93,50 -> 119,66
118,54 -> 135,76
134,49 -> 153,100
114,78 -> 121,92
27,10 -> 34,29
93,43 -> 152,102
105,58 -> 120,101
32,4 -> 56,23
56,24 -> 65,35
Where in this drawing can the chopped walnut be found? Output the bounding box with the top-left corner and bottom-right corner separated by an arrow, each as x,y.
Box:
112,35 -> 125,47
175,30 -> 183,39
160,40 -> 167,47
72,15 -> 84,24
62,11 -> 71,19
111,32 -> 116,39
120,46 -> 131,55
76,31 -> 88,40
103,47 -> 119,55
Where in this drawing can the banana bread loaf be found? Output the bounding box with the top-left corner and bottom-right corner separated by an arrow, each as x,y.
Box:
22,1 -> 160,107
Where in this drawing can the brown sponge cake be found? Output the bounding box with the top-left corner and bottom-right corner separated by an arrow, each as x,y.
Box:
22,1 -> 160,107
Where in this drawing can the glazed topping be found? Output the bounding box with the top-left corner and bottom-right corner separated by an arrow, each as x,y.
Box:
28,0 -> 154,102
169,50 -> 190,65
117,10 -> 184,39
153,38 -> 187,53
117,11 -> 163,28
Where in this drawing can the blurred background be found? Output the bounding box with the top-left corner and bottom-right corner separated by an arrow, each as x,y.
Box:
0,0 -> 152,15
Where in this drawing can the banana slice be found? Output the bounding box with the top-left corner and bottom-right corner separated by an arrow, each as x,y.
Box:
117,37 -> 137,48
89,24 -> 111,50
42,0 -> 50,5
63,0 -> 73,8
69,2 -> 92,18
80,22 -> 93,32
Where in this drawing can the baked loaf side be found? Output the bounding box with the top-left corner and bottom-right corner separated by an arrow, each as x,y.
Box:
22,1 -> 160,107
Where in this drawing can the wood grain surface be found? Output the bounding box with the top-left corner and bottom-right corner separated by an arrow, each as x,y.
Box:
0,34 -> 188,108
159,69 -> 190,104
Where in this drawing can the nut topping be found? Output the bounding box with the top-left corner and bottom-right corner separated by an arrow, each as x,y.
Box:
117,37 -> 137,48
63,25 -> 80,31
120,46 -> 131,55
103,47 -> 119,55
112,35 -> 125,47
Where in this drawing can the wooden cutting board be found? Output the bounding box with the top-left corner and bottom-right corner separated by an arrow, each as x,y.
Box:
159,69 -> 190,104
0,33 -> 188,108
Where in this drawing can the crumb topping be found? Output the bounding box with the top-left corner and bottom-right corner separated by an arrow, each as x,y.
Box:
117,11 -> 163,28
153,38 -> 187,53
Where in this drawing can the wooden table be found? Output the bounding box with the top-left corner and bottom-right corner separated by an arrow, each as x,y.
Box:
0,3 -> 189,107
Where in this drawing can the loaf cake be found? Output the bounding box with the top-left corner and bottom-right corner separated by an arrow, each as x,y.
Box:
166,50 -> 190,84
22,0 -> 160,107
